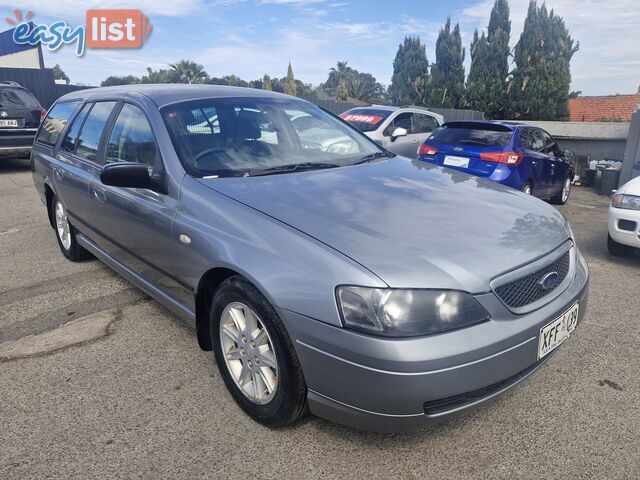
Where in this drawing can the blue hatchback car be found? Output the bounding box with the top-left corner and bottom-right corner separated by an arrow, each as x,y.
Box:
417,121 -> 574,204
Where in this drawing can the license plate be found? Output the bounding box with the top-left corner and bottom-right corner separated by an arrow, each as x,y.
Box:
443,155 -> 469,168
538,303 -> 579,359
0,119 -> 18,127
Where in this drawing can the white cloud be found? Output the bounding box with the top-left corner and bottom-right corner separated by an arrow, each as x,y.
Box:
459,0 -> 640,95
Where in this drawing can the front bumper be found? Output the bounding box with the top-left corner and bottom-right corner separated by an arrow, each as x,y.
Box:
280,250 -> 589,433
608,205 -> 640,248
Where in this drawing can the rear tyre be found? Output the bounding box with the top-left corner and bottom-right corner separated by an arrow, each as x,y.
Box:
521,182 -> 533,195
51,196 -> 91,261
550,177 -> 572,205
608,234 -> 636,258
210,276 -> 308,427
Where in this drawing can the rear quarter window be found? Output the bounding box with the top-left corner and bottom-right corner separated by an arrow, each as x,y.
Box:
430,124 -> 513,147
35,101 -> 80,147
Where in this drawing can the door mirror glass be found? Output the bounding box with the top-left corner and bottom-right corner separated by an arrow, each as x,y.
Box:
100,162 -> 152,189
391,127 -> 408,139
563,148 -> 575,159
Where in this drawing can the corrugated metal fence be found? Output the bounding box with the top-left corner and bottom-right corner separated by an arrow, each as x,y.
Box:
0,67 -> 91,108
298,96 -> 485,122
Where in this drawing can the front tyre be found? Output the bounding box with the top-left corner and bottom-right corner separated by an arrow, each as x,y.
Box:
521,182 -> 533,195
608,234 -> 636,258
52,196 -> 91,261
210,276 -> 307,427
550,177 -> 572,205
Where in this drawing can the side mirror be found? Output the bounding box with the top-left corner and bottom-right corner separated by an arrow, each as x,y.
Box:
100,162 -> 152,189
563,148 -> 575,159
391,127 -> 408,140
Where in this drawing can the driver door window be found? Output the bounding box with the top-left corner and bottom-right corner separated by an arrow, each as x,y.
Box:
412,113 -> 438,134
105,104 -> 157,169
384,112 -> 412,136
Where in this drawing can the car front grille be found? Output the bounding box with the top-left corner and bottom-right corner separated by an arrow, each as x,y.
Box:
494,250 -> 571,309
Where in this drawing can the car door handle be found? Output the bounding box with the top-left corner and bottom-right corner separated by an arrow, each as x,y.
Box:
531,161 -> 538,165
53,166 -> 63,180
91,186 -> 107,203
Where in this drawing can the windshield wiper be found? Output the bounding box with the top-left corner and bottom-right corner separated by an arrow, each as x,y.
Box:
247,162 -> 341,177
353,151 -> 394,165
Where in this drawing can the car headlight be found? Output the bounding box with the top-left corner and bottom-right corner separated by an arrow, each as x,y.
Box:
336,286 -> 491,337
612,194 -> 640,210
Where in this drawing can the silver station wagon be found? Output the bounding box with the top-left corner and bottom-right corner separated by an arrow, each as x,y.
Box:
32,85 -> 589,432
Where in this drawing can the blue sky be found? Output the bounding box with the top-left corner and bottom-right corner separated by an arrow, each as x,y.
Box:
2,0 -> 639,95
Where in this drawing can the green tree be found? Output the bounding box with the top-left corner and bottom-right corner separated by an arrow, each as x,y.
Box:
141,67 -> 179,83
321,61 -> 385,102
429,18 -> 465,108
101,75 -> 140,87
262,74 -> 272,91
51,64 -> 70,84
509,1 -> 579,120
169,60 -> 208,84
465,0 -> 511,118
336,79 -> 348,102
284,62 -> 297,96
389,36 -> 430,105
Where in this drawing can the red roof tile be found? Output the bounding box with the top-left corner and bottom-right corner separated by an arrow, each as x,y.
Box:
569,94 -> 640,122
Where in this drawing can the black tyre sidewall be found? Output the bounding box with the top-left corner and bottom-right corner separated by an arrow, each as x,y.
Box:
210,276 -> 307,427
608,234 -> 636,257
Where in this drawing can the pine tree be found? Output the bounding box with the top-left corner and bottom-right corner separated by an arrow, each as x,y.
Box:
509,1 -> 578,120
389,36 -> 429,105
284,62 -> 297,96
465,0 -> 511,118
262,74 -> 272,91
429,18 -> 465,108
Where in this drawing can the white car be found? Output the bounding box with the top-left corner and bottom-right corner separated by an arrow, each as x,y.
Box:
340,106 -> 444,158
608,175 -> 640,257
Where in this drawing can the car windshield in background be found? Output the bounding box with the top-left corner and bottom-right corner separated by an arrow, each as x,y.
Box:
340,109 -> 392,132
429,123 -> 513,147
162,97 -> 385,178
0,88 -> 39,109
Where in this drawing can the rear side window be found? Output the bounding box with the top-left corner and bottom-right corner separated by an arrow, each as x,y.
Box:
61,103 -> 92,153
105,104 -> 157,168
0,87 -> 39,109
75,101 -> 117,162
36,101 -> 79,146
519,129 -> 545,152
429,123 -> 513,147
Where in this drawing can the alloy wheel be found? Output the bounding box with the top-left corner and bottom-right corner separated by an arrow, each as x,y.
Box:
219,302 -> 279,404
54,201 -> 72,251
562,178 -> 571,203
522,184 -> 532,195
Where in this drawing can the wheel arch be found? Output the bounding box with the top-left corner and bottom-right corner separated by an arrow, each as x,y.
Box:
44,182 -> 56,229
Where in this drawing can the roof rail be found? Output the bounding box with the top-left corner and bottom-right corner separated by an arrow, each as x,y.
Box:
0,80 -> 21,87
399,105 -> 432,111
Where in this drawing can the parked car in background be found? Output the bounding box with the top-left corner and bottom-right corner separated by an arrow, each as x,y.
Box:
608,175 -> 640,257
0,81 -> 45,159
32,85 -> 588,432
340,105 -> 443,158
417,121 -> 574,204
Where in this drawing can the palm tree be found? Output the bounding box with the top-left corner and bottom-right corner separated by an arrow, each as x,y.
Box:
169,60 -> 208,84
327,61 -> 351,89
345,75 -> 380,103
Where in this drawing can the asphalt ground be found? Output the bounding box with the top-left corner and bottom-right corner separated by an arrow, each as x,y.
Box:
1,157 -> 639,479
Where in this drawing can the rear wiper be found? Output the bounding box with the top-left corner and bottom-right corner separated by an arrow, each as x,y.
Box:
460,140 -> 489,146
354,151 -> 394,165
247,162 -> 341,177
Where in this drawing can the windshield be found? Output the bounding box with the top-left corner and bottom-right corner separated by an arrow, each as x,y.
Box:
162,97 -> 385,178
0,87 -> 40,109
340,108 -> 392,132
429,123 -> 513,147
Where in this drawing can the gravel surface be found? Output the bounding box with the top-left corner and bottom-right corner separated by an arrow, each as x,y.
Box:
1,158 -> 639,479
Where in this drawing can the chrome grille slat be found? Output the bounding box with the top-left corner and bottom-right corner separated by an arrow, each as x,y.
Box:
494,250 -> 571,309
